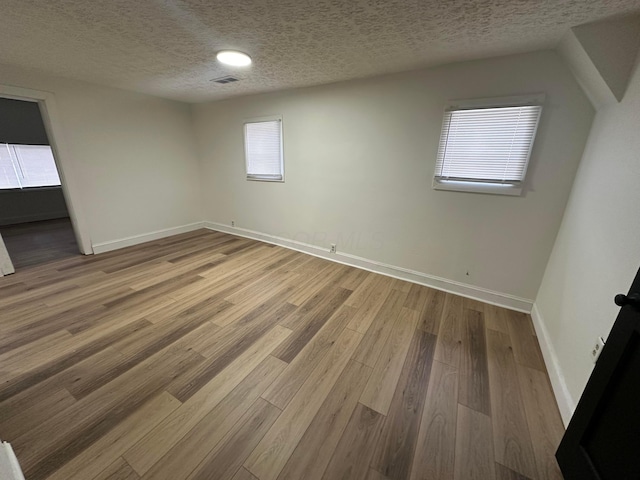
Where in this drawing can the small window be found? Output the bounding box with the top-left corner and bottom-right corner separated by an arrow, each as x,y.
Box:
0,143 -> 61,189
433,95 -> 544,196
244,116 -> 284,182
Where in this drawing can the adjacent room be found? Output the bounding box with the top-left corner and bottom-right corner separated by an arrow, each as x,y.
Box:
0,98 -> 78,270
0,1 -> 639,479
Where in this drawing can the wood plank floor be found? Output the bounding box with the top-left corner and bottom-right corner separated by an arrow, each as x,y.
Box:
0,218 -> 78,270
0,229 -> 565,480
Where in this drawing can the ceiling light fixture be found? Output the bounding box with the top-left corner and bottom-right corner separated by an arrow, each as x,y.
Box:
216,50 -> 252,67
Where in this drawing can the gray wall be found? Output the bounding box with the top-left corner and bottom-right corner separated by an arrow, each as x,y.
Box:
0,187 -> 68,226
0,97 -> 49,145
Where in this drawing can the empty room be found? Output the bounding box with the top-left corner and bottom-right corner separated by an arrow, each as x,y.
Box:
1,1 -> 639,479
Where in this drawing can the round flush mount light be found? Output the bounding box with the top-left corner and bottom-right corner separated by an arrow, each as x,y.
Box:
216,50 -> 252,67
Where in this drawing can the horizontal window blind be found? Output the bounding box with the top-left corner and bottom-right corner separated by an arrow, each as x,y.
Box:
0,144 -> 61,189
244,120 -> 283,181
435,105 -> 542,184
0,145 -> 19,189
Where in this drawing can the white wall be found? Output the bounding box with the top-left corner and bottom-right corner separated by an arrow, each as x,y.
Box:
535,54 -> 640,422
193,51 -> 593,306
0,64 -> 202,251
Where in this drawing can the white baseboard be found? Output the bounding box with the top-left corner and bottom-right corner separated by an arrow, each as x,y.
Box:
92,222 -> 205,254
530,303 -> 575,426
203,221 -> 534,313
89,220 -> 534,312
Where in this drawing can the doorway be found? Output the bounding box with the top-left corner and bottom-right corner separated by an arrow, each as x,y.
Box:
0,96 -> 82,271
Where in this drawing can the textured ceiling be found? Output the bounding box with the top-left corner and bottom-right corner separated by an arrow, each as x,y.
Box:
1,0 -> 640,103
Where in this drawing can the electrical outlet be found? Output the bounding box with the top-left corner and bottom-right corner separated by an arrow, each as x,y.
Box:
591,336 -> 606,363
330,244 -> 337,254
231,220 -> 235,227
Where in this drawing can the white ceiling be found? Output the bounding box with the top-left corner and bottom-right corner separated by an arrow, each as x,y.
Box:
2,0 -> 640,103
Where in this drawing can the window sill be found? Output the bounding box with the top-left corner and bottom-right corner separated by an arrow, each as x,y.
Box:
0,185 -> 63,193
432,179 -> 522,196
246,176 -> 284,183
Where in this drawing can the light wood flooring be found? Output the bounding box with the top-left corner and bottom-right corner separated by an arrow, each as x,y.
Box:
0,218 -> 78,270
0,229 -> 565,480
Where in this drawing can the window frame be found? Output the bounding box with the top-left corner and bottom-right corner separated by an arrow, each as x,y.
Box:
243,114 -> 285,183
432,94 -> 545,196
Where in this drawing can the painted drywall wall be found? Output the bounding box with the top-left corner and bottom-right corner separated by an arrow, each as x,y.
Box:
559,16 -> 640,110
573,15 -> 640,102
0,97 -> 49,145
0,64 -> 202,249
193,50 -> 594,303
0,188 -> 68,226
558,31 -> 618,110
535,54 -> 640,419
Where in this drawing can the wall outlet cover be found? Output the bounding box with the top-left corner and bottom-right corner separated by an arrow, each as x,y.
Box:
591,336 -> 606,363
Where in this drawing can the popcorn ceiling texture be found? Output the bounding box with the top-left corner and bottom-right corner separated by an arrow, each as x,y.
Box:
1,0 -> 639,102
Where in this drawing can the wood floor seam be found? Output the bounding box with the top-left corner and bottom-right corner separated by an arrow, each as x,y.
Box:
0,227 -> 564,480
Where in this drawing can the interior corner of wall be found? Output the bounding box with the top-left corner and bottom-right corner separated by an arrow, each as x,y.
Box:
530,302 -> 576,426
557,31 -> 616,110
562,14 -> 640,108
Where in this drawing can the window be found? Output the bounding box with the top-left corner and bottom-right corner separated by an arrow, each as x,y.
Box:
0,144 -> 61,189
244,116 -> 284,181
433,95 -> 544,196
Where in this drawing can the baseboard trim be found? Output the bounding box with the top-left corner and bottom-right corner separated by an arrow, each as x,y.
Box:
204,221 -> 534,313
530,303 -> 575,426
92,222 -> 205,254
0,211 -> 69,227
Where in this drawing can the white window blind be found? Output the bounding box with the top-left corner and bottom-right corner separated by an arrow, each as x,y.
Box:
244,119 -> 283,181
0,144 -> 61,189
0,146 -> 19,189
434,104 -> 542,185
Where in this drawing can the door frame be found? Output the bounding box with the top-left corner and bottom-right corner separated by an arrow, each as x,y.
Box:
0,233 -> 14,276
0,84 -> 93,255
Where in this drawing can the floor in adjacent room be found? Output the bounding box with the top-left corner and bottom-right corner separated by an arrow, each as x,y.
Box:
0,229 -> 564,480
0,218 -> 78,270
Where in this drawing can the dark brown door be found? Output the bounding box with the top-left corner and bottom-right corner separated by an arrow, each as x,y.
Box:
556,266 -> 640,479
